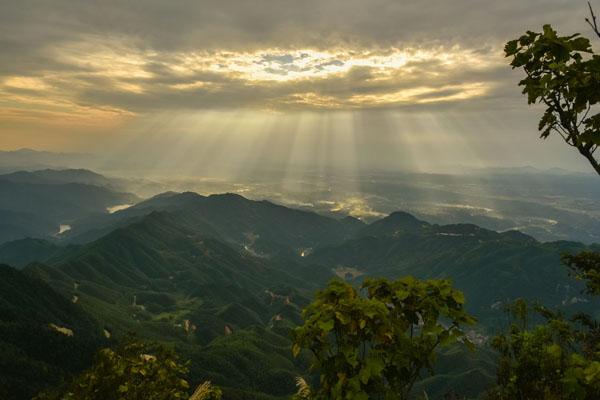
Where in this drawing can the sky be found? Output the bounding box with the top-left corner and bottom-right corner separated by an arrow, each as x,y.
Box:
0,0 -> 597,173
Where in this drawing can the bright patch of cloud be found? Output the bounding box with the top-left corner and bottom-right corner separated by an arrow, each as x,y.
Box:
0,38 -> 503,121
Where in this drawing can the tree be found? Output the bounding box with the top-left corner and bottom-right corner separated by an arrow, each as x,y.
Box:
486,301 -> 600,400
563,251 -> 600,295
34,339 -> 200,400
493,43 -> 600,400
291,277 -> 475,400
486,226 -> 600,399
505,3 -> 600,175
493,6 -> 600,399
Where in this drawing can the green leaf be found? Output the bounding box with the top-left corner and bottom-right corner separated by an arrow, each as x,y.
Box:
451,290 -> 465,304
505,40 -> 519,56
318,319 -> 335,333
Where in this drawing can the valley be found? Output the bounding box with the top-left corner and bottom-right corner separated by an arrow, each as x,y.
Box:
0,167 -> 598,399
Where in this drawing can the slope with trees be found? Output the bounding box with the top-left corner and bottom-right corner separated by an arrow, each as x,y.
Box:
0,264 -> 106,400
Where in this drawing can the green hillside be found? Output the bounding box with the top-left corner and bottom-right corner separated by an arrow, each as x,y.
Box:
0,264 -> 106,400
0,176 -> 139,244
0,210 -> 56,244
311,213 -> 600,327
0,238 -> 62,268
65,192 -> 364,251
8,194 -> 599,399
25,210 -> 324,398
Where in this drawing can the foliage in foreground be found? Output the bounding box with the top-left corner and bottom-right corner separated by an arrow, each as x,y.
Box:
505,18 -> 600,175
189,381 -> 223,400
486,253 -> 600,400
564,251 -> 600,295
499,5 -> 600,398
35,339 -> 221,400
291,277 -> 475,400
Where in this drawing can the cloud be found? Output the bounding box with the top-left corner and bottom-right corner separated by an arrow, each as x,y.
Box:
0,39 -> 510,115
0,0 -> 595,153
0,1 -> 586,52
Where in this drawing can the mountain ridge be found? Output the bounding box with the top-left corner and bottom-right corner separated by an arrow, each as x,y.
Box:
11,192 -> 599,399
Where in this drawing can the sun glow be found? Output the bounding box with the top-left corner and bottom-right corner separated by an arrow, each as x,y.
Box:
172,46 -> 493,83
0,34 -> 509,160
4,76 -> 51,91
0,38 -> 500,128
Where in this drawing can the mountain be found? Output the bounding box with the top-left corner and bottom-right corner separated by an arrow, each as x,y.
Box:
55,193 -> 600,330
0,180 -> 137,222
183,193 -> 364,250
9,193 -> 600,399
25,210 -> 325,398
309,212 -> 599,327
358,211 -> 429,237
0,264 -> 105,400
64,192 -> 365,252
0,238 -> 63,268
0,210 -> 56,244
27,210 -> 322,335
0,169 -> 119,189
0,175 -> 139,245
0,149 -> 92,171
64,191 -> 208,243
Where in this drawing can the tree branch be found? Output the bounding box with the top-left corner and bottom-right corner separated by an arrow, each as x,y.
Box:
586,1 -> 600,39
577,104 -> 592,128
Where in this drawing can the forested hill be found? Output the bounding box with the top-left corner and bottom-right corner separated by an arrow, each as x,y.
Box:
311,211 -> 600,326
24,210 -> 323,398
5,192 -> 599,399
0,170 -> 139,245
19,192 -> 600,330
0,264 -> 106,400
0,238 -> 62,268
63,191 -> 365,248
